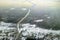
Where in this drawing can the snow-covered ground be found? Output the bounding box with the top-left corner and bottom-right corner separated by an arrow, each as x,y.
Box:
19,23 -> 60,40
0,22 -> 60,40
0,21 -> 16,31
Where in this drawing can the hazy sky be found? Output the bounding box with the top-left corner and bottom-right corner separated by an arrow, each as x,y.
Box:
0,0 -> 60,8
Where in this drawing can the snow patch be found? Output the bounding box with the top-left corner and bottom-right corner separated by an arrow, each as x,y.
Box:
34,19 -> 43,22
10,8 -> 15,10
21,8 -> 27,11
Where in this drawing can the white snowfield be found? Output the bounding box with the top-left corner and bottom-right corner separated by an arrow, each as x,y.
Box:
18,23 -> 60,40
0,21 -> 16,31
0,22 -> 60,40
